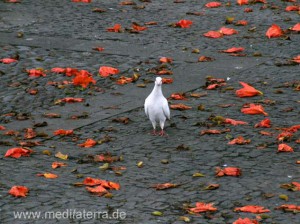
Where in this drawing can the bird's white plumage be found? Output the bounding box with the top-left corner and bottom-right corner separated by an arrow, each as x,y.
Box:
144,77 -> 170,133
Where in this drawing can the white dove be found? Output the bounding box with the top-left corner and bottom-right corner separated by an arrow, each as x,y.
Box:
144,77 -> 170,136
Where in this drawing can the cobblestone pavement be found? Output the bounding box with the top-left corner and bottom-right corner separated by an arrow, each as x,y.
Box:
0,0 -> 300,223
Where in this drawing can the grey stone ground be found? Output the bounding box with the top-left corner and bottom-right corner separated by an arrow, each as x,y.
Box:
0,0 -> 300,223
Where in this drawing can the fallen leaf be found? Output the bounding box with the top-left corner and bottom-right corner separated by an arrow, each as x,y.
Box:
203,30 -> 223,38
198,56 -> 215,62
37,173 -> 58,179
175,19 -> 193,28
51,67 -> 66,73
152,211 -> 163,216
237,0 -> 248,5
72,0 -> 92,2
277,131 -> 293,141
56,97 -> 84,103
254,118 -> 271,128
291,23 -> 300,31
244,8 -> 253,12
279,194 -> 289,201
235,20 -> 248,26
233,218 -> 258,224
234,205 -> 270,213
152,183 -> 179,190
216,167 -> 241,176
78,138 -> 97,148
27,69 -> 46,77
219,27 -> 238,35
73,71 -> 96,88
0,125 -> 6,130
278,143 -> 294,152
119,0 -> 136,5
179,216 -> 191,222
200,128 -> 230,135
92,8 -> 107,13
224,118 -> 248,126
112,117 -> 131,124
145,21 -> 158,25
157,69 -> 173,75
24,128 -> 37,139
188,202 -> 217,213
275,204 -> 300,212
132,22 -> 148,32
55,152 -> 68,160
285,5 -> 300,11
9,186 -> 29,197
52,162 -> 67,169
86,185 -> 108,196
5,0 -> 22,3
221,47 -> 245,53
205,2 -> 222,8
170,93 -> 187,100
54,129 -> 74,136
190,92 -> 207,98
236,82 -> 263,97
94,153 -> 121,163
5,147 -> 33,158
228,136 -> 251,145
0,58 -> 18,64
241,104 -> 268,116
159,57 -> 173,63
170,103 -> 192,110
65,67 -> 79,76
162,77 -> 173,84
43,113 -> 61,118
137,161 -> 144,168
107,24 -> 122,32
99,66 -> 119,77
191,170 -> 205,177
266,24 -> 283,38
116,76 -> 133,85
203,184 -> 220,190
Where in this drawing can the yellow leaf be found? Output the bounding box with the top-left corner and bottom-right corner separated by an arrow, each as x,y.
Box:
43,173 -> 58,179
152,211 -> 163,216
42,150 -> 52,156
55,151 -> 68,160
279,194 -> 289,201
193,172 -> 205,177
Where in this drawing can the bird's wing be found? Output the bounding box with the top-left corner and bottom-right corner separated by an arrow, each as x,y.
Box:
144,98 -> 149,118
162,98 -> 170,120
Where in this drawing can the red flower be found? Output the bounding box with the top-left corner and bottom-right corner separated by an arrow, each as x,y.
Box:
73,71 -> 96,88
203,31 -> 223,38
205,2 -> 222,8
278,143 -> 294,152
5,147 -> 33,158
236,82 -> 262,97
188,202 -> 217,213
0,58 -> 18,64
175,20 -> 193,28
107,24 -> 122,32
241,104 -> 268,116
266,24 -> 283,38
9,186 -> 29,197
99,66 -> 119,77
234,205 -> 270,213
254,118 -> 271,128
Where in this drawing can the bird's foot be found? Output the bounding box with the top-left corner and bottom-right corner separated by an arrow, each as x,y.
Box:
150,130 -> 157,136
159,130 -> 168,137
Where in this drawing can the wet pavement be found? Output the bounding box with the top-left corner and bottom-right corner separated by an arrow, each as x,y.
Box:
0,0 -> 300,223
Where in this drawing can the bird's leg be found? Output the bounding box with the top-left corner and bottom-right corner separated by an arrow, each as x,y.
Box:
151,129 -> 157,136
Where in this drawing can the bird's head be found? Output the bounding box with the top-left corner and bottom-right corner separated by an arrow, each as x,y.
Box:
155,77 -> 162,86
